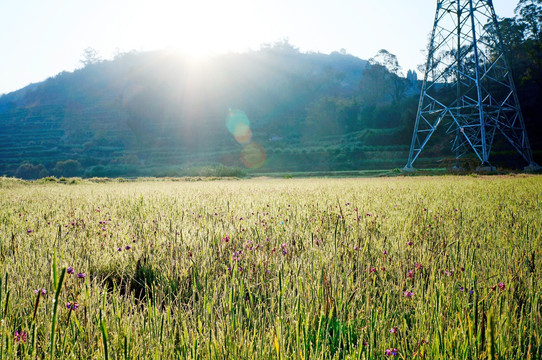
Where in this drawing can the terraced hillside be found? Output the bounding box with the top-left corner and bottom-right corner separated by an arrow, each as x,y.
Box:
0,47 -> 425,178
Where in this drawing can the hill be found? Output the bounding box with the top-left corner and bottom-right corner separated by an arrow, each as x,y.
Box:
0,44 -> 413,178
0,38 -> 540,178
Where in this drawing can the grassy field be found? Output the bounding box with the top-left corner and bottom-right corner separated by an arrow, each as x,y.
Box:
0,175 -> 541,359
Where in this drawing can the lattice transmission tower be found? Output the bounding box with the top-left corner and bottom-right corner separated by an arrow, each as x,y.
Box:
404,0 -> 540,171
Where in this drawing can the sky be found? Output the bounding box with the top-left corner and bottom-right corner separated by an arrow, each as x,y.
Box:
0,0 -> 517,95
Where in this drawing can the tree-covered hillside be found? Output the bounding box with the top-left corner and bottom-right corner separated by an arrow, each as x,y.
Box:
0,42 -> 417,178
1,1 -> 542,180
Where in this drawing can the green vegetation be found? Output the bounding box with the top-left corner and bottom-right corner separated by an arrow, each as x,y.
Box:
1,175 -> 541,358
1,0 -> 541,179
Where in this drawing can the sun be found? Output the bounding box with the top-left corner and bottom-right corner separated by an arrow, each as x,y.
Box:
134,0 -> 263,58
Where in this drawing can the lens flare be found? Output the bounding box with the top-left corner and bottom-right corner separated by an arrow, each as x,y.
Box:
241,143 -> 266,169
226,108 -> 264,168
226,109 -> 252,144
234,124 -> 252,144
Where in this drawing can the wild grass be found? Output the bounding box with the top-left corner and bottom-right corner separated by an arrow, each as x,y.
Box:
0,175 -> 541,359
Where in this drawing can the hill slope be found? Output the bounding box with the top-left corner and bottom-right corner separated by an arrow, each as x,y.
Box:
1,46 -> 411,178
1,42 -> 539,178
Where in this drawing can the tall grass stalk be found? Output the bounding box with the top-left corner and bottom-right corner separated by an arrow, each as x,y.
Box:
49,266 -> 66,358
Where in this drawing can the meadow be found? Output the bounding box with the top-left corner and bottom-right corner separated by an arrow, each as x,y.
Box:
0,175 -> 541,359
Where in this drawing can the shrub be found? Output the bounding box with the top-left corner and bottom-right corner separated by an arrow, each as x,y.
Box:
181,164 -> 246,178
53,159 -> 83,177
15,163 -> 48,180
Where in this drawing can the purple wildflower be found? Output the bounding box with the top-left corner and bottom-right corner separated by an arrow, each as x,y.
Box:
406,241 -> 413,246
66,302 -> 79,310
498,282 -> 505,290
404,291 -> 414,298
407,270 -> 414,278
385,348 -> 398,356
34,288 -> 46,295
382,250 -> 388,255
77,273 -> 86,279
14,331 -> 28,343
125,245 -> 131,250
67,267 -> 75,274
27,229 -> 33,234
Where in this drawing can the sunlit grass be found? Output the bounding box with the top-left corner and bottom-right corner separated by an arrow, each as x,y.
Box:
1,175 -> 541,358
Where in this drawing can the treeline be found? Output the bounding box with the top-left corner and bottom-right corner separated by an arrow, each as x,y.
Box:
496,0 -> 542,148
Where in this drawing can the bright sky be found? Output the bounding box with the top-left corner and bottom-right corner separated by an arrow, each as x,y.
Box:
0,0 -> 517,95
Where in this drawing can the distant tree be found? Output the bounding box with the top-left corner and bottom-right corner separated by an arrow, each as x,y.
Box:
496,18 -> 526,48
305,97 -> 340,135
260,38 -> 299,53
514,0 -> 542,82
515,0 -> 542,40
336,97 -> 362,132
80,47 -> 102,67
53,160 -> 82,177
305,96 -> 362,135
359,63 -> 389,105
406,69 -> 418,86
15,163 -> 48,179
370,49 -> 402,75
365,49 -> 409,104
